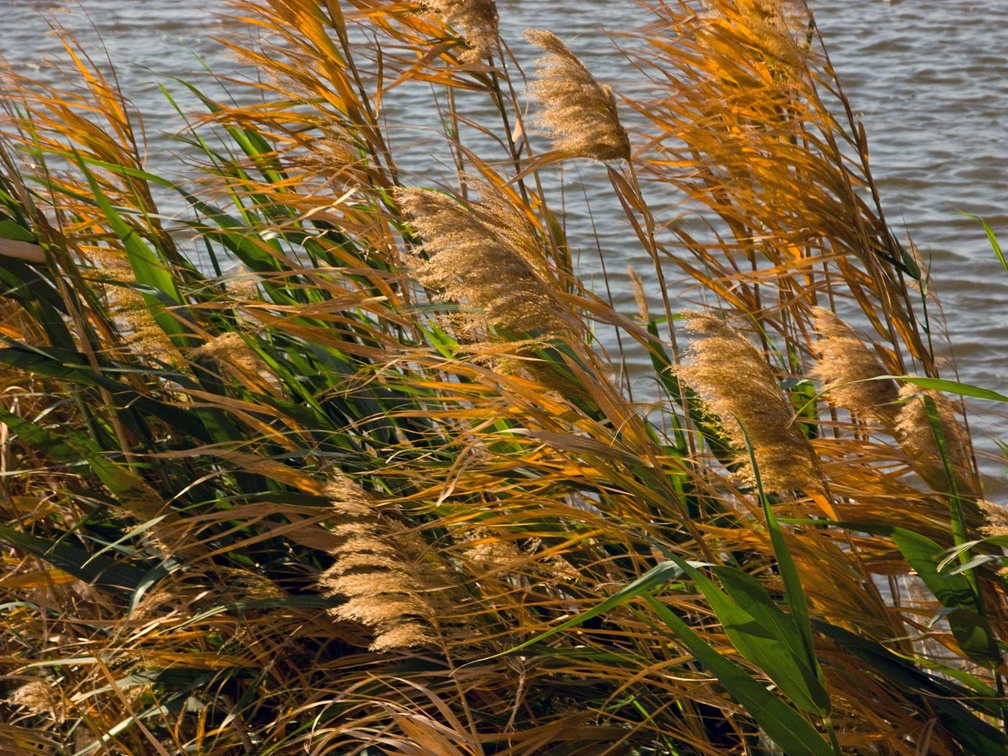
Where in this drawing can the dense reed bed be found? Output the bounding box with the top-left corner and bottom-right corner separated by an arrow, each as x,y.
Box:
1,0 -> 1007,753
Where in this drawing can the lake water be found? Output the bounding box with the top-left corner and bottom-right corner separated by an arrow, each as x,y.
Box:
2,0 -> 1006,469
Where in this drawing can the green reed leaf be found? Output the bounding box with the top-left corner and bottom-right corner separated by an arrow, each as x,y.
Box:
0,526 -> 149,595
645,595 -> 835,756
889,375 -> 1008,403
890,527 -> 1000,666
963,212 -> 1007,272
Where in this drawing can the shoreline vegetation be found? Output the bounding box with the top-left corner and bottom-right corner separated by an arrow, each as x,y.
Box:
1,0 -> 1006,753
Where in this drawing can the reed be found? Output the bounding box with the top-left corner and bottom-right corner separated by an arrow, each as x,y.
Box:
1,1 -> 1006,753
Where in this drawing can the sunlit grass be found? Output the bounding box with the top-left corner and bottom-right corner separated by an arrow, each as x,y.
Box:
0,1 -> 1005,753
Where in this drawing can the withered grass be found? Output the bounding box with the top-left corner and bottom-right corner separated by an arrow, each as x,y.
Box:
0,1 -> 1005,754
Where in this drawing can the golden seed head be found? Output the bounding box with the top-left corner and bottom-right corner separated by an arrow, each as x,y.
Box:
190,331 -> 280,392
460,529 -> 524,571
11,679 -> 61,717
398,186 -> 572,338
322,474 -> 373,516
627,266 -> 650,323
707,0 -> 811,85
320,529 -> 436,650
320,513 -> 457,651
893,385 -> 977,495
525,29 -> 631,162
191,332 -> 253,368
83,243 -> 181,364
978,499 -> 1008,540
426,0 -> 500,61
809,307 -> 900,426
221,263 -> 261,302
677,313 -> 819,493
467,179 -> 551,279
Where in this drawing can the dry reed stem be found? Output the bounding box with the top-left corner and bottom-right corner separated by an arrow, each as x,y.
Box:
0,238 -> 45,263
677,312 -> 819,493
525,29 -> 631,162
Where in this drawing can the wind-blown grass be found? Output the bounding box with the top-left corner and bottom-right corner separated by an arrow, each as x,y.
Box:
0,1 -> 1006,753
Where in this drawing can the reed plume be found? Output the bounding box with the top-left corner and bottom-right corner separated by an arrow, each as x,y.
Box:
628,265 -> 650,323
893,385 -> 978,496
811,308 -> 980,496
979,499 -> 1008,537
398,186 -> 572,338
979,501 -> 1008,577
525,29 -> 631,161
319,475 -> 446,651
810,306 -> 900,426
723,0 -> 812,83
10,679 -> 63,720
322,474 -> 374,517
321,526 -> 435,652
189,331 -> 281,395
678,312 -> 819,493
424,0 -> 500,61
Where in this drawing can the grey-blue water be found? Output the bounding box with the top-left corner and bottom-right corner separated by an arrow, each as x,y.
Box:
3,0 -> 1006,472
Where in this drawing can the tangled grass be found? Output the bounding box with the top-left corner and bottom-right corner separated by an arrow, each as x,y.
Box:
1,1 -> 1006,753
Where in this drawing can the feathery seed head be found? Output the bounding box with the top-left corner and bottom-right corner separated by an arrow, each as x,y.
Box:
460,529 -> 525,571
709,0 -> 811,85
222,263 -> 261,302
810,307 -> 900,426
190,331 -> 280,392
84,243 -> 181,364
369,622 -> 435,652
977,501 -> 1008,576
11,679 -> 62,719
893,385 -> 976,495
398,186 -> 572,338
526,29 -> 631,162
468,179 -> 551,279
677,313 -> 819,493
323,474 -> 373,516
336,594 -> 431,629
425,0 -> 499,62
628,266 -> 650,323
320,524 -> 436,650
978,499 -> 1008,540
321,504 -> 458,651
191,332 -> 256,372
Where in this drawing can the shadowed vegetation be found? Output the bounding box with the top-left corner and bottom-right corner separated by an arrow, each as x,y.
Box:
1,0 -> 1007,753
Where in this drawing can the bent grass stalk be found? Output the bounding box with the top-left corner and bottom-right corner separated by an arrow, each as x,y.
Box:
0,0 -> 1005,753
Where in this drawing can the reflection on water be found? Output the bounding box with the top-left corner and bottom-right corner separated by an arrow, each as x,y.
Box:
2,0 -> 1006,467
